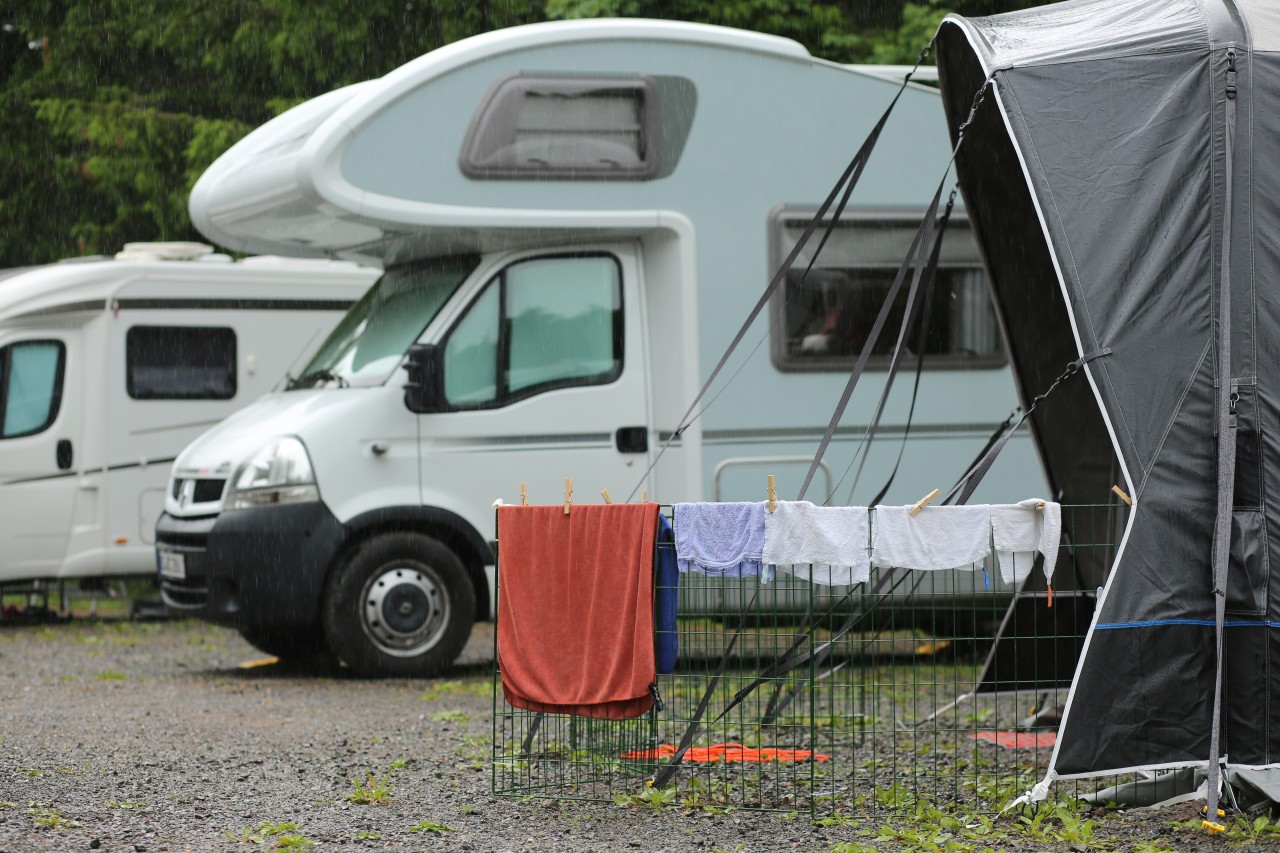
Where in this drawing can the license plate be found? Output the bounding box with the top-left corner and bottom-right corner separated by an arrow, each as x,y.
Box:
158,550 -> 186,580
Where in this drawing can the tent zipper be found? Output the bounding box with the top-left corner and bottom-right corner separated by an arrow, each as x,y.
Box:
1205,41 -> 1239,833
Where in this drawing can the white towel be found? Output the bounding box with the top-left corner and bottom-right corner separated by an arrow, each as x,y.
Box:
871,504 -> 992,571
990,499 -> 1062,586
763,501 -> 870,586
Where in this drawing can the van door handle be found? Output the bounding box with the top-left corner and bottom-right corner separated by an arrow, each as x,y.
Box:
615,427 -> 648,454
56,439 -> 73,470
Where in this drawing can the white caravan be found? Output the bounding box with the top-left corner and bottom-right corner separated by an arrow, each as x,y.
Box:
165,20 -> 1043,674
0,242 -> 376,587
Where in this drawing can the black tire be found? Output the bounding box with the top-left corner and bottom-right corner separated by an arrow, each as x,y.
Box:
238,625 -> 330,660
321,532 -> 475,677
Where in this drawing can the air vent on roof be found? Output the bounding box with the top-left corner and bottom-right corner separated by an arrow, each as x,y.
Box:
115,242 -> 215,262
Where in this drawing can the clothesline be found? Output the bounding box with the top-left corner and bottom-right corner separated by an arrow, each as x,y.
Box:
672,499 -> 1061,592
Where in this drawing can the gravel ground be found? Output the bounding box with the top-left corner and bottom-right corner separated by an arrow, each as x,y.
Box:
0,617 -> 1256,852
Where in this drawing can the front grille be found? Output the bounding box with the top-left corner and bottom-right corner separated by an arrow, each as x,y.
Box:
172,478 -> 183,499
193,479 -> 226,503
156,529 -> 210,549
160,577 -> 208,609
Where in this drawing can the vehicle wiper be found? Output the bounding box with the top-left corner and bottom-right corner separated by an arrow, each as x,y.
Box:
286,369 -> 349,389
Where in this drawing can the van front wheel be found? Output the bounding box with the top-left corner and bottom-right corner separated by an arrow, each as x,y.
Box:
322,532 -> 475,677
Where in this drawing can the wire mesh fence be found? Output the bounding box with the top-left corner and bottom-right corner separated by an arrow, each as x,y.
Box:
493,502 -> 1123,816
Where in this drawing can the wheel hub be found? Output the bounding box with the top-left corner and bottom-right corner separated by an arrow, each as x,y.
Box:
361,566 -> 449,657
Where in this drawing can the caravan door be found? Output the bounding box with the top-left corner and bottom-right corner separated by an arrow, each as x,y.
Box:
0,333 -> 78,581
420,246 -> 652,525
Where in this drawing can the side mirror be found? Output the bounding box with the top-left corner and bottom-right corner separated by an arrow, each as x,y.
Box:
403,343 -> 445,414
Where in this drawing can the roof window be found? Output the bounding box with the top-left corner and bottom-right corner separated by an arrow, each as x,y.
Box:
460,74 -> 658,180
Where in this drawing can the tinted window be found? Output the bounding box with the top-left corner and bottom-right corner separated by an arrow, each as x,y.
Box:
0,340 -> 65,438
771,212 -> 1005,371
442,255 -> 623,409
126,326 -> 236,400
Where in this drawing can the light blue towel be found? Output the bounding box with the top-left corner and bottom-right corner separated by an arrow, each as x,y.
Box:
673,502 -> 766,577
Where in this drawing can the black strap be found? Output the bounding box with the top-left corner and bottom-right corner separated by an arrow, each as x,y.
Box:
652,69 -> 991,787
944,347 -> 1111,505
798,176 -> 945,501
797,78 -> 994,501
625,80 -> 910,502
1205,45 -> 1239,825
833,191 -> 956,506
868,232 -> 941,508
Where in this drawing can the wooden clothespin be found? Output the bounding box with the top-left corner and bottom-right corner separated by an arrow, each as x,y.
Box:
520,483 -> 529,506
564,478 -> 573,515
909,488 -> 940,517
766,474 -> 777,513
1111,485 -> 1133,507
601,488 -> 614,504
642,489 -> 648,502
1035,500 -> 1046,512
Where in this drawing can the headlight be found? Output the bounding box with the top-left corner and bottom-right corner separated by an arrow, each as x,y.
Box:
226,437 -> 320,510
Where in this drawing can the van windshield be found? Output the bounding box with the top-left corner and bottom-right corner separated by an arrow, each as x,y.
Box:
289,256 -> 476,389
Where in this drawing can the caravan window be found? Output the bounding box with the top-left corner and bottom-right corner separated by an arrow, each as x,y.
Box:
442,254 -> 623,409
0,340 -> 65,439
126,326 -> 236,400
461,74 -> 658,180
770,211 -> 1005,371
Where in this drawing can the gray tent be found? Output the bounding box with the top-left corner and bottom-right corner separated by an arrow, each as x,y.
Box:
934,0 -> 1280,805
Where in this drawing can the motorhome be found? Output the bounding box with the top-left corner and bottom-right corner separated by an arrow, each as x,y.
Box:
163,20 -> 1043,675
0,242 -> 377,588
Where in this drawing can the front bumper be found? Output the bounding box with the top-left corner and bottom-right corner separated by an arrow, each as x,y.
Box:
156,502 -> 345,629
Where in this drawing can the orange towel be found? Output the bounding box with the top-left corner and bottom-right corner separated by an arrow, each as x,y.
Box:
497,503 -> 660,720
620,743 -> 830,763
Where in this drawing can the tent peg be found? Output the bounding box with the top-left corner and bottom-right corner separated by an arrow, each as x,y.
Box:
520,483 -> 529,506
1111,485 -> 1134,506
564,478 -> 573,515
602,488 -> 614,504
766,475 -> 777,513
909,488 -> 940,517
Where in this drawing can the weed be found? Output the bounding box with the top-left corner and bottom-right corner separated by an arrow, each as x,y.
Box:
109,799 -> 145,810
95,669 -> 127,681
347,774 -> 393,805
257,821 -> 300,835
354,830 -> 381,840
614,786 -> 677,809
23,768 -> 41,778
421,679 -> 489,700
272,834 -> 314,849
388,759 -> 407,771
29,806 -> 81,830
460,805 -> 479,815
829,844 -> 877,853
430,710 -> 470,724
1132,841 -> 1178,853
408,820 -> 453,833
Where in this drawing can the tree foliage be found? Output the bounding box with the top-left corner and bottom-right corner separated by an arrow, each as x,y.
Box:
0,0 -> 1040,266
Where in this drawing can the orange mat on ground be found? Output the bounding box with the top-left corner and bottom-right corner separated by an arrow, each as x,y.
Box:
972,731 -> 1057,749
621,742 -> 830,763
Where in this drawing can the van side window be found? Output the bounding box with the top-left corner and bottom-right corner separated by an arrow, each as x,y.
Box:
770,211 -> 1005,371
0,340 -> 65,439
442,255 -> 623,409
126,326 -> 236,400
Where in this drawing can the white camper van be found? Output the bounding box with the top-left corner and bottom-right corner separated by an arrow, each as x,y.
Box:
162,20 -> 1042,675
0,243 -> 376,588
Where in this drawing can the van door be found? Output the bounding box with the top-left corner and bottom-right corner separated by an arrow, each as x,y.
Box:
419,247 -> 651,528
0,335 -> 77,580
